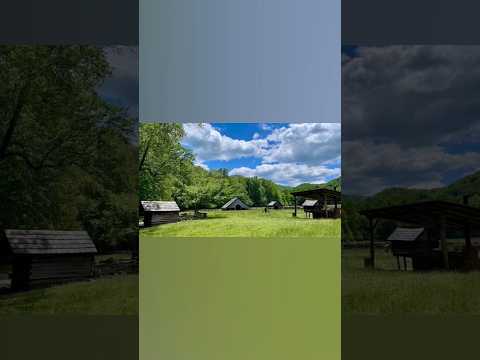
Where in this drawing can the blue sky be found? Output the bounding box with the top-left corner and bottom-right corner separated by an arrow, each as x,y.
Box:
181,123 -> 341,186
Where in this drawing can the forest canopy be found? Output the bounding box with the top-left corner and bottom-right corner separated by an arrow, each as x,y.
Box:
0,45 -> 137,252
139,123 -> 341,211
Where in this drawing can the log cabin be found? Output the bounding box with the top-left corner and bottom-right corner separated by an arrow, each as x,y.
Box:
1,229 -> 97,290
140,201 -> 181,227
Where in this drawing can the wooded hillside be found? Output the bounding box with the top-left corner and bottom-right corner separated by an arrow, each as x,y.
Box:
139,123 -> 341,210
342,171 -> 480,242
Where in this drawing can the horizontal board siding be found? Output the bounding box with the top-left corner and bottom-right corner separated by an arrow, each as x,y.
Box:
29,257 -> 94,281
151,213 -> 180,225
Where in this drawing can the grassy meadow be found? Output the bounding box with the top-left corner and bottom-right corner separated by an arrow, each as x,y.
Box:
141,208 -> 341,237
343,247 -> 480,314
0,274 -> 138,315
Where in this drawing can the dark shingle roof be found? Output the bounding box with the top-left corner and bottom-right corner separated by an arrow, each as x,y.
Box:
4,230 -> 97,255
387,227 -> 424,242
141,201 -> 180,212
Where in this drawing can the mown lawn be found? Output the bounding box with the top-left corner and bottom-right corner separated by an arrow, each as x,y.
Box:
141,209 -> 341,237
0,274 -> 138,315
342,247 -> 480,314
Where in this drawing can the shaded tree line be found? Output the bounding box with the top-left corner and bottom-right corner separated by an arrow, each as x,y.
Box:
0,45 -> 137,252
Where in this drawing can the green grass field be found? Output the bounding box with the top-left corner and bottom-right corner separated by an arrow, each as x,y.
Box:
0,274 -> 138,315
343,247 -> 480,314
141,208 -> 341,237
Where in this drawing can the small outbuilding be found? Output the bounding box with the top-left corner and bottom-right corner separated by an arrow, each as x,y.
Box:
302,199 -> 321,218
267,201 -> 283,210
386,227 -> 438,270
291,188 -> 341,219
1,229 -> 97,290
222,198 -> 249,211
140,201 -> 181,227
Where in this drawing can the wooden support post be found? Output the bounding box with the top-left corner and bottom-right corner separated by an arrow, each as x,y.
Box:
403,256 -> 407,271
369,217 -> 375,269
397,256 -> 400,270
439,216 -> 449,270
465,222 -> 472,251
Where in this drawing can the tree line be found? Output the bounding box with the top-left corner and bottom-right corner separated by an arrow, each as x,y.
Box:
139,123 -> 340,211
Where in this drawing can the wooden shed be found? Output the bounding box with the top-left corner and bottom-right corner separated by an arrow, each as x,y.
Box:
222,198 -> 249,211
140,201 -> 181,227
1,230 -> 97,290
302,199 -> 321,218
386,227 -> 440,270
267,201 -> 283,209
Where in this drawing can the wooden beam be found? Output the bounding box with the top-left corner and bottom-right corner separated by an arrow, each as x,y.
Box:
465,222 -> 472,251
439,216 -> 449,270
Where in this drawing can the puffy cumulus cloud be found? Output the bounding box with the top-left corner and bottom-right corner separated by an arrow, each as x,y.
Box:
229,163 -> 340,187
343,45 -> 480,146
182,123 -> 341,185
343,140 -> 480,195
342,45 -> 480,195
182,123 -> 266,162
264,123 -> 340,165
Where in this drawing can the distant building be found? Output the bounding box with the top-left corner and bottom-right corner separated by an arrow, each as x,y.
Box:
222,198 -> 249,210
140,201 -> 181,227
267,201 -> 283,209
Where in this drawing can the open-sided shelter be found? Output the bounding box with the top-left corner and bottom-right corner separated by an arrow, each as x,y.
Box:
291,188 -> 341,218
1,229 -> 97,290
140,201 -> 181,227
222,198 -> 249,210
360,199 -> 480,270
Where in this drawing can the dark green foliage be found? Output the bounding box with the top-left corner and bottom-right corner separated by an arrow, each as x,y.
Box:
0,45 -> 137,252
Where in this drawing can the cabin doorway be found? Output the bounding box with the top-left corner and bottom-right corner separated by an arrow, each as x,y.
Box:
235,204 -> 242,210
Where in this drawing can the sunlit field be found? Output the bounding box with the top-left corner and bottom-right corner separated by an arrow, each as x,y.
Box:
141,208 -> 341,238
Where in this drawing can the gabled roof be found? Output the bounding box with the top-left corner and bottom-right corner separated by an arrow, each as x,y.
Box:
387,227 -> 424,242
141,201 -> 180,212
302,199 -> 319,207
4,230 -> 97,255
268,201 -> 281,206
222,197 -> 248,209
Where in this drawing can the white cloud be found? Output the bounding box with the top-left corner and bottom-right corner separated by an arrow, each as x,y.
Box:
229,163 -> 340,187
182,123 -> 266,162
182,123 -> 341,185
264,123 -> 340,165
